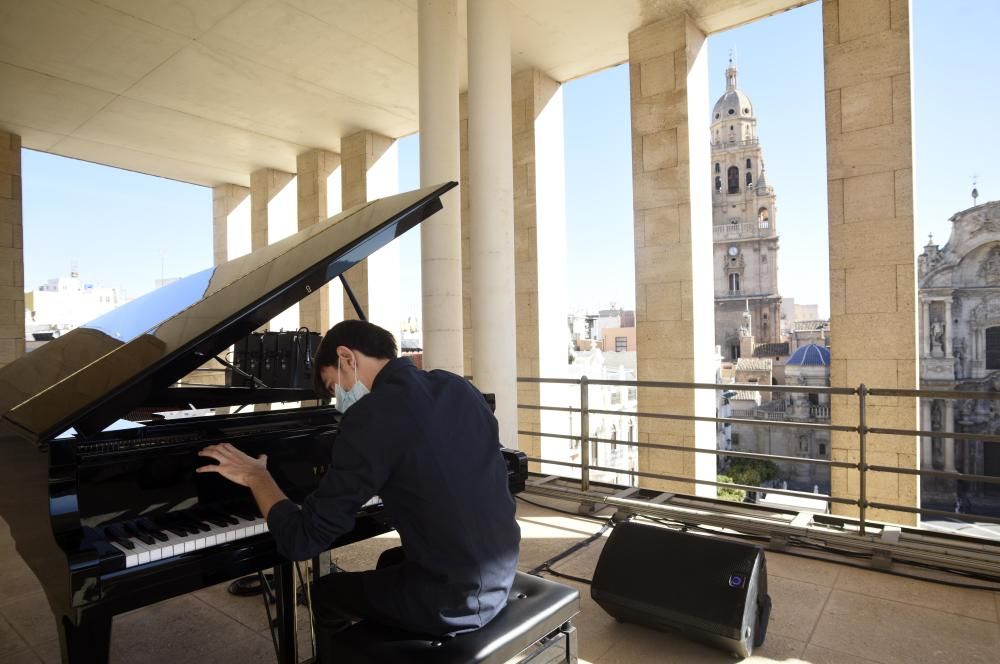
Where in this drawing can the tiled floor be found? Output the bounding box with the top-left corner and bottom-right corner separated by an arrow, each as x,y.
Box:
2,500 -> 1000,663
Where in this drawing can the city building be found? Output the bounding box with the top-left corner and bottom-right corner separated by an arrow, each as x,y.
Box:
24,272 -> 120,343
918,199 -> 1000,511
711,60 -> 783,359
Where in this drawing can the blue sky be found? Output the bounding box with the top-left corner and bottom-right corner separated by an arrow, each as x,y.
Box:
21,0 -> 999,321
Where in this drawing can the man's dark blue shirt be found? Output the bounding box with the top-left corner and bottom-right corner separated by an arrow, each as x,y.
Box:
267,357 -> 521,636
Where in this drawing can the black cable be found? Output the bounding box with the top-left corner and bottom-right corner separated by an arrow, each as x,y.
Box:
527,518 -> 615,576
258,571 -> 280,660
515,495 -> 610,524
540,568 -> 594,585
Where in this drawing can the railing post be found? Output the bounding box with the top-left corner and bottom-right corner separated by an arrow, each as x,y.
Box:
858,383 -> 868,536
580,375 -> 590,492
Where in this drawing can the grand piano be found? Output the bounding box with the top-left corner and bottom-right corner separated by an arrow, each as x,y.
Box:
0,182 -> 527,664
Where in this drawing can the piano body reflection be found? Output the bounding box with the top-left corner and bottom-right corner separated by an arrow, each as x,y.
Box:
0,182 -> 527,664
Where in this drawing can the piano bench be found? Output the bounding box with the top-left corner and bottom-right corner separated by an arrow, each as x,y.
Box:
322,571 -> 580,663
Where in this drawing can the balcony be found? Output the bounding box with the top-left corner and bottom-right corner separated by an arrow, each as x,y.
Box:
714,220 -> 774,241
3,500 -> 998,664
711,137 -> 760,150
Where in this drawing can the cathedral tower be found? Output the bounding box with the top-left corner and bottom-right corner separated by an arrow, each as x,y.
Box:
711,59 -> 782,358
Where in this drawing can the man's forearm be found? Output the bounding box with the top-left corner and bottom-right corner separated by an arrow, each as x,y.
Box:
247,469 -> 290,519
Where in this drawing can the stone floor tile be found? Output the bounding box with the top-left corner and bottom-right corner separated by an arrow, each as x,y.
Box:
834,565 -> 999,622
592,620 -> 742,663
3,648 -> 42,664
108,594 -> 261,664
0,613 -> 33,659
31,639 -> 61,664
765,551 -> 841,587
810,590 -> 1000,664
744,633 -> 806,661
763,575 -> 831,642
0,591 -> 60,646
0,555 -> 44,602
194,582 -> 271,633
801,643 -> 883,664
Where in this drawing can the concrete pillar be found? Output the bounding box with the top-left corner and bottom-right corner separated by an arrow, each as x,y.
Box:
0,131 -> 23,368
511,68 -> 569,470
467,0 -> 518,446
213,184 -> 250,264
944,299 -> 952,357
944,400 -> 956,472
251,167 -> 298,332
297,149 -> 342,334
340,131 -> 400,342
459,92 -> 473,378
920,398 -> 931,469
209,183 -> 250,390
628,15 -> 715,497
418,0 -> 464,374
824,0 -> 918,524
920,300 -> 930,357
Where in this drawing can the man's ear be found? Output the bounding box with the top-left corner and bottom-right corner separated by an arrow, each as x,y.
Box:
336,345 -> 354,369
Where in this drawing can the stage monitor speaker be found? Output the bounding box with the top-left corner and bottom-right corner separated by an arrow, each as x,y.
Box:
591,521 -> 771,658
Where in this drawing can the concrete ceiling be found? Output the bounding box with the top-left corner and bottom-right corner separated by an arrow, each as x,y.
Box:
0,0 -> 806,187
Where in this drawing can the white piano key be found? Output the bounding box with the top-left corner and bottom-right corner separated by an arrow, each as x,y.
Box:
149,548 -> 162,562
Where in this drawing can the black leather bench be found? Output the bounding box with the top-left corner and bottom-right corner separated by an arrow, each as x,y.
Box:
321,571 -> 581,663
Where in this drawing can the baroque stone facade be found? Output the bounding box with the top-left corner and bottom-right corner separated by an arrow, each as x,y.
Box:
711,61 -> 782,358
918,200 -> 1000,511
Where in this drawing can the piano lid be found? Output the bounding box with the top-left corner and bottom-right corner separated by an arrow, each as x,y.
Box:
1,182 -> 456,444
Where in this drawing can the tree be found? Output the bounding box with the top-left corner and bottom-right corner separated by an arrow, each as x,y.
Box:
717,475 -> 746,502
726,459 -> 779,487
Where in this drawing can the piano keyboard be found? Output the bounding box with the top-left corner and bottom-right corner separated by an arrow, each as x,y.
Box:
103,496 -> 382,569
104,507 -> 267,569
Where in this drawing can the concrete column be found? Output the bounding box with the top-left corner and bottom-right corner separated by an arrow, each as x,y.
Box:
628,15 -> 715,497
418,0 -> 464,374
213,184 -> 250,264
944,299 -> 952,357
297,149 -> 341,334
920,300 -> 930,357
944,399 -> 956,472
459,92 -> 473,378
209,183 -> 250,390
340,131 -> 400,342
824,0 -> 918,524
511,68 -> 570,471
0,131 -> 23,368
467,0 -> 518,445
920,399 -> 931,469
251,167 -> 298,332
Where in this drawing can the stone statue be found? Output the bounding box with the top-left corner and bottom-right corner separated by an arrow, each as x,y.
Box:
931,400 -> 943,431
930,319 -> 945,353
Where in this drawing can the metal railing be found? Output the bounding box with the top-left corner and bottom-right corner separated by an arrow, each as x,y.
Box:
516,376 -> 1000,537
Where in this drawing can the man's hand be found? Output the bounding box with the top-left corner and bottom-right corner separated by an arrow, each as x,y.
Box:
197,443 -> 269,487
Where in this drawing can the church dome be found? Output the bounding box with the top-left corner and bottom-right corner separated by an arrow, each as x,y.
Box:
786,344 -> 830,366
712,63 -> 754,121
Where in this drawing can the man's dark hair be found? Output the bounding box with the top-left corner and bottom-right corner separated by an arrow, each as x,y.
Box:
313,320 -> 397,396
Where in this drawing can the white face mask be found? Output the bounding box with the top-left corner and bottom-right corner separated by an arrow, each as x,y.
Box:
335,353 -> 369,413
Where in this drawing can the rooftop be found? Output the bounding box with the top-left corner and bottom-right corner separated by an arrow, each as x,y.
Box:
4,497 -> 998,663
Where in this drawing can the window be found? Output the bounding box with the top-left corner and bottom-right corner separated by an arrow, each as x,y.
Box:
715,163 -> 720,173
730,344 -> 740,360
727,166 -> 740,193
615,336 -> 627,352
729,273 -> 740,292
627,421 -> 634,443
819,443 -> 827,456
731,433 -> 740,446
745,171 -> 753,188
758,207 -> 770,226
799,436 -> 810,453
987,326 -> 1000,370
715,176 -> 722,192
745,158 -> 751,169
728,109 -> 735,115
610,425 -> 617,450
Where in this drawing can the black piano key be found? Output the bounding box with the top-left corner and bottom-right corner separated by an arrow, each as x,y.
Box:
175,513 -> 211,533
136,519 -> 169,543
153,515 -> 193,537
204,506 -> 240,526
193,509 -> 229,528
103,527 -> 135,551
121,522 -> 156,546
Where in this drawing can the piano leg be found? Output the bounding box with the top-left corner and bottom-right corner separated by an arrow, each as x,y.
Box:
60,610 -> 112,664
272,563 -> 299,664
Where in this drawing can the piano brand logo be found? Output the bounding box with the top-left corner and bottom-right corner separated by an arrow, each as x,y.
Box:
305,285 -> 312,294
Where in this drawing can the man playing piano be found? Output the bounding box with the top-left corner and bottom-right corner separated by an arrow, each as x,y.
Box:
197,319 -> 521,657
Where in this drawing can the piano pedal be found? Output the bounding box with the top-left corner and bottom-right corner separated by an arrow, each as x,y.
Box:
228,573 -> 274,599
